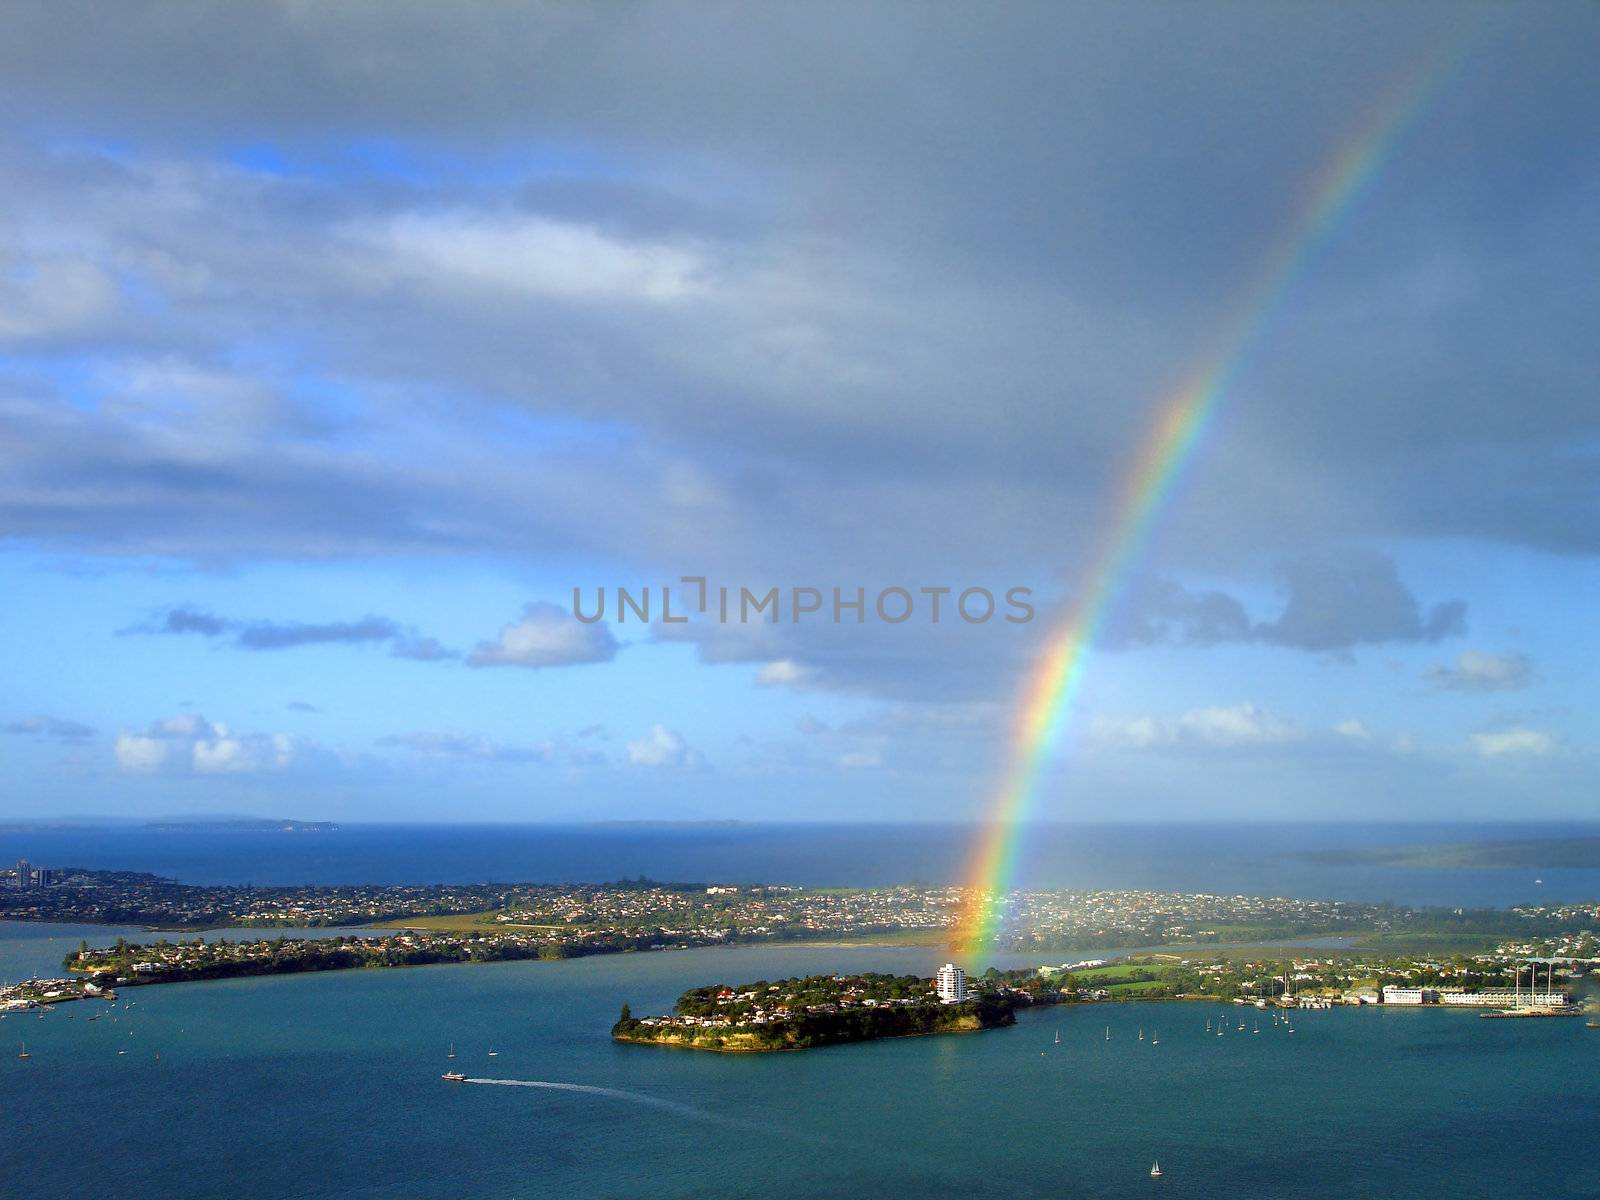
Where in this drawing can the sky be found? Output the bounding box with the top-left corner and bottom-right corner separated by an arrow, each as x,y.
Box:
1,1 -> 1596,824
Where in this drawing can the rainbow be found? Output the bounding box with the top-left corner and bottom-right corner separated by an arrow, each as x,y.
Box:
959,30 -> 1480,952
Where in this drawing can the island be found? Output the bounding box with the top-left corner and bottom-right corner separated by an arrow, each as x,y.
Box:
611,969 -> 1059,1052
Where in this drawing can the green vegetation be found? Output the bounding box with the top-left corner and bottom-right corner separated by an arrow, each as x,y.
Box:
613,971 -> 1053,1052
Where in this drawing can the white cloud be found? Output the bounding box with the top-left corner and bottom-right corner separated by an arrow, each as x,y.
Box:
375,730 -> 599,766
754,658 -> 816,688
1333,718 -> 1372,740
115,715 -> 311,774
838,749 -> 883,769
1470,727 -> 1555,758
467,602 -> 619,669
1427,650 -> 1534,692
368,211 -> 710,304
0,256 -> 119,341
626,724 -> 704,769
1092,703 -> 1300,751
151,713 -> 208,738
114,732 -> 169,772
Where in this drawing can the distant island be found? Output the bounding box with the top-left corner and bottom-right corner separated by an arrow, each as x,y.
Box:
141,817 -> 338,833
1299,837 -> 1600,871
0,816 -> 337,833
612,969 -> 1053,1052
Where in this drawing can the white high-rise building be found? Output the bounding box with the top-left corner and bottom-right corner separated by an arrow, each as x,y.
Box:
936,962 -> 967,1004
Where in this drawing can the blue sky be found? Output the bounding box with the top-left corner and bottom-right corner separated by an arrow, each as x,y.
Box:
0,2 -> 1595,823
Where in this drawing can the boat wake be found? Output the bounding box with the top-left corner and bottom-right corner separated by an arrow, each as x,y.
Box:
462,1078 -> 725,1125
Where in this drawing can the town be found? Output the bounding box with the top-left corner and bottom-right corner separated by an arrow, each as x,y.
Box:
7,859 -> 1595,955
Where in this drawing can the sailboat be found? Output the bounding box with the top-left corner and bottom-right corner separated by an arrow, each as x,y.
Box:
1150,1031 -> 1159,1045
1150,1161 -> 1163,1178
1104,1026 -> 1110,1041
1054,1030 -> 1061,1046
447,1042 -> 456,1059
1204,1018 -> 1211,1032
17,1041 -> 30,1060
1138,1028 -> 1144,1041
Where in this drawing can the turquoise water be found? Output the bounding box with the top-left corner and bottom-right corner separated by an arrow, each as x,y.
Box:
3,927 -> 1597,1198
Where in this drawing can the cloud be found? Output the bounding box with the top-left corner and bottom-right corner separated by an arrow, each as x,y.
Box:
0,256 -> 120,341
1091,703 -> 1301,751
389,636 -> 457,662
625,724 -> 704,768
1427,650 -> 1534,692
235,616 -> 400,650
376,731 -> 578,765
1470,727 -> 1555,758
369,210 -> 710,304
113,714 -> 315,774
153,608 -> 232,636
754,659 -> 816,689
1110,551 -> 1466,655
288,700 -> 320,712
114,732 -> 169,772
128,607 -> 452,657
1254,550 -> 1466,652
4,714 -> 96,740
467,602 -> 619,669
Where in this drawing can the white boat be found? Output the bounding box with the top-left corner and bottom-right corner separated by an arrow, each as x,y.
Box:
1053,1030 -> 1060,1046
1105,1026 -> 1110,1040
17,1041 -> 29,1060
1138,1028 -> 1144,1041
1150,1161 -> 1163,1178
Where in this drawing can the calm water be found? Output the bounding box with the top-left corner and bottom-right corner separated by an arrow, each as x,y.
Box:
2,929 -> 1597,1199
3,821 -> 1598,906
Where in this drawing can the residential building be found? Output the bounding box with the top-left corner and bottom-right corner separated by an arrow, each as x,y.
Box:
936,962 -> 967,1004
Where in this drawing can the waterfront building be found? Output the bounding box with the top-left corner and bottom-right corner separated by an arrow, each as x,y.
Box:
936,962 -> 967,1004
1437,987 -> 1569,1008
13,859 -> 34,888
1380,986 -> 1439,1005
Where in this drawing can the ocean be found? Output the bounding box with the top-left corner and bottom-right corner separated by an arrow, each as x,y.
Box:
2,931 -> 1598,1199
2,820 -> 1598,907
3,823 -> 1598,1197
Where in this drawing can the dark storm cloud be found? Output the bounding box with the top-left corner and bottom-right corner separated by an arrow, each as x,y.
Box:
0,1 -> 1594,710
